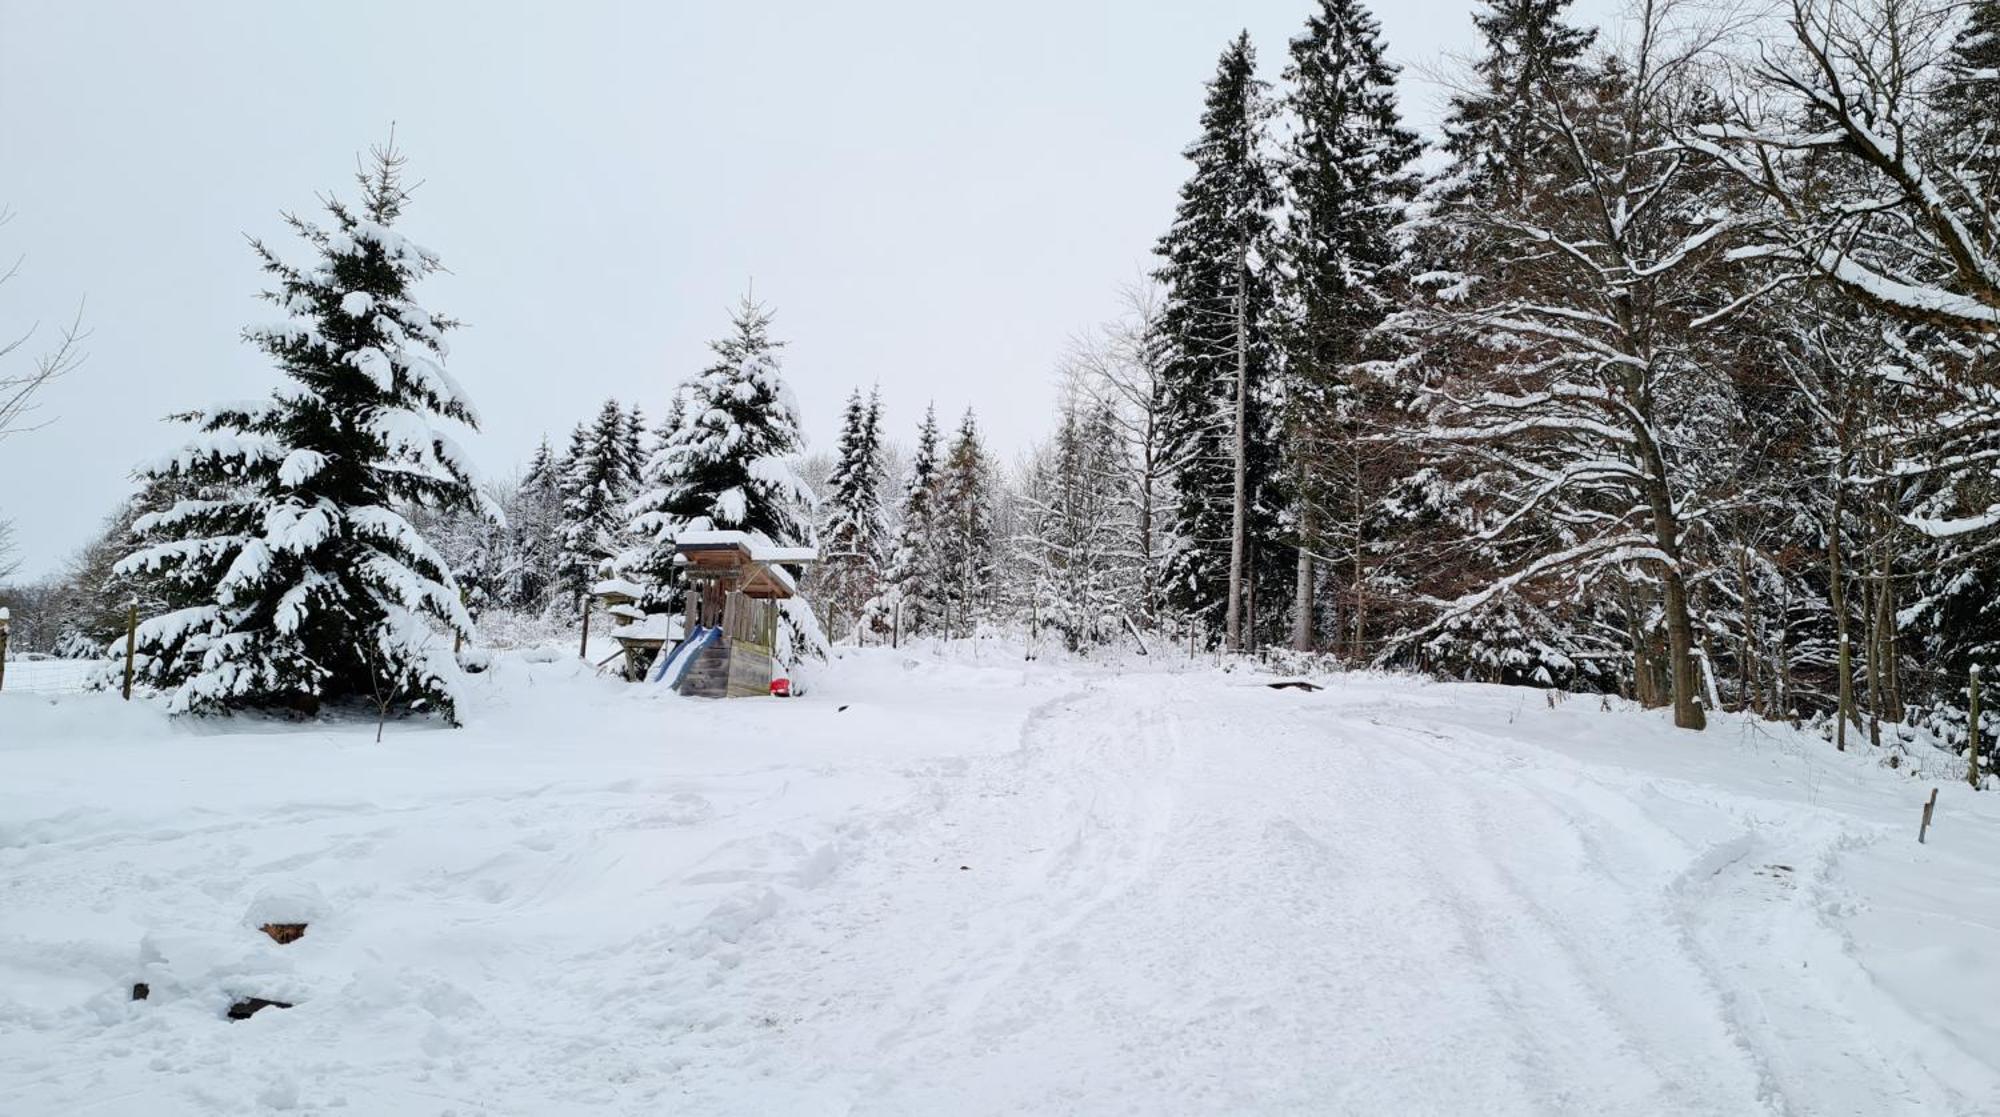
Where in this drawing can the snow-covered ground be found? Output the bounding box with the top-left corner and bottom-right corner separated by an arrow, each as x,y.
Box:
3,644 -> 1997,1115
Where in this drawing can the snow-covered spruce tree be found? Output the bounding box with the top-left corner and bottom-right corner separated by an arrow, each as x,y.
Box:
503,436 -> 565,610
868,404 -> 944,639
621,402 -> 647,486
1154,32 -> 1283,648
935,408 -> 999,638
817,387 -> 889,639
1381,0 -> 1603,685
557,398 -> 637,603
621,297 -> 817,647
611,390 -> 688,607
116,139 -> 491,720
1434,0 -> 1597,210
1275,0 -> 1422,655
1016,398 -> 1140,652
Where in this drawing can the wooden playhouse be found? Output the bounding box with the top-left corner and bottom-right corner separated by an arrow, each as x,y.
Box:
662,531 -> 815,698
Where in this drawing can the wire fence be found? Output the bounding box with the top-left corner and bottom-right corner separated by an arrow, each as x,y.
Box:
2,658 -> 103,695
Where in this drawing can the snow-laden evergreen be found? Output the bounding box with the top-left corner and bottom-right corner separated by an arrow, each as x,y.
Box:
557,399 -> 639,603
933,408 -> 999,638
1433,0 -> 1596,208
1153,33 -> 1283,643
867,405 -> 944,638
1376,0 -> 1605,685
116,140 -> 491,720
620,402 -> 647,486
1016,399 -> 1139,651
620,297 -> 815,621
1275,0 -> 1424,655
816,388 -> 889,637
505,437 -> 565,610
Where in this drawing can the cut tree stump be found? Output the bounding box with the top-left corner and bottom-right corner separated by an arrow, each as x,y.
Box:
131,983 -> 149,1001
227,997 -> 293,1020
260,922 -> 307,945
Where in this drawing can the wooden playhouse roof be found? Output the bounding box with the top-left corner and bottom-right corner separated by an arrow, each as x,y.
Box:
673,531 -> 814,599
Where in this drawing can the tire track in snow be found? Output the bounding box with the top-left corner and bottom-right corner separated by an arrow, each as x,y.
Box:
1365,705 -> 1999,1115
1344,714 -> 1782,1114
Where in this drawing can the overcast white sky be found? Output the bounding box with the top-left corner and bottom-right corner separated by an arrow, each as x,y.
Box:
0,0 -> 1620,579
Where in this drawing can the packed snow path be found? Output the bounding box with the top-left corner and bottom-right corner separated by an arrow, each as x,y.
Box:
3,651 -> 1998,1114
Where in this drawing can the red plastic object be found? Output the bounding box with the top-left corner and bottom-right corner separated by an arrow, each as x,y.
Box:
770,678 -> 791,697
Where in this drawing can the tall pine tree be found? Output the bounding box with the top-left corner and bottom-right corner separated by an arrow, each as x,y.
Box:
869,404 -> 944,638
557,398 -> 636,601
621,402 -> 648,485
935,408 -> 998,638
818,387 -> 889,637
623,296 -> 815,609
117,138 -> 489,720
1277,0 -> 1423,654
1436,0 -> 1596,207
1154,33 -> 1281,647
506,436 -> 565,610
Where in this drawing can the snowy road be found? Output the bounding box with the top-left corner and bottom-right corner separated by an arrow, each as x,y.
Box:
4,650 -> 1998,1114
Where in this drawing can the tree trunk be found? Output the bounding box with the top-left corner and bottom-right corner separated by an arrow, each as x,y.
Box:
1829,478 -> 1858,748
1738,546 -> 1763,716
1226,252 -> 1250,654
1635,437 -> 1703,729
1350,479 -> 1367,663
1626,588 -> 1654,706
1292,457 -> 1314,651
1291,537 -> 1314,651
1138,438 -> 1156,623
1864,574 -> 1883,746
1876,540 -> 1902,722
1663,569 -> 1707,730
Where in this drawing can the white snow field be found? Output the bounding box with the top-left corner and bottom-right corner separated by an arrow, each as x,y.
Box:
3,646 -> 1998,1116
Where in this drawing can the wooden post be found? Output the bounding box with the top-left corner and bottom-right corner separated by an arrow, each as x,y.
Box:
579,596 -> 592,660
122,600 -> 138,701
1960,668 -> 1976,792
453,587 -> 467,656
1836,635 -> 1852,752
1918,787 -> 1940,844
0,606 -> 9,693
893,601 -> 903,650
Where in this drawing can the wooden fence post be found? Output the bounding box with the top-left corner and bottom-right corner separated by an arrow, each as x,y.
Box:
579,596 -> 592,661
0,606 -> 10,693
1918,787 -> 1940,843
122,600 -> 138,701
1836,635 -> 1852,752
1960,668 -> 1976,792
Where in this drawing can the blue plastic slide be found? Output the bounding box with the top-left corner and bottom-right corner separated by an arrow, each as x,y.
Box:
649,626 -> 719,688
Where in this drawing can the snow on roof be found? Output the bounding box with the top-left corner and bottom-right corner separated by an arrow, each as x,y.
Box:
616,613 -> 684,641
763,563 -> 798,595
674,529 -> 755,550
674,530 -> 817,564
591,577 -> 648,599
